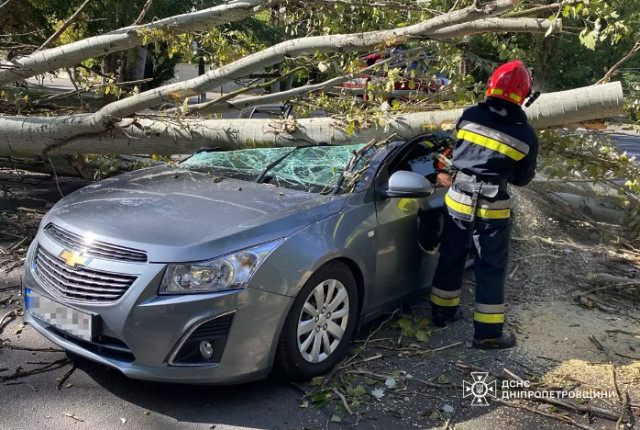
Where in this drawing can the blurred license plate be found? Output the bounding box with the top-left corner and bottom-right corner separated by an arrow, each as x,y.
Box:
25,288 -> 94,341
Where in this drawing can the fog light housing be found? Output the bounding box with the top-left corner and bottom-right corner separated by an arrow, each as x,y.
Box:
199,341 -> 214,360
168,312 -> 235,366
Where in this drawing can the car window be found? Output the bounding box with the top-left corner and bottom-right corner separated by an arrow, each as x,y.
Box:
388,142 -> 436,177
179,144 -> 370,194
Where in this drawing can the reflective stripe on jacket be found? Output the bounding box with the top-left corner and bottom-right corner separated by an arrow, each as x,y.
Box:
451,97 -> 538,188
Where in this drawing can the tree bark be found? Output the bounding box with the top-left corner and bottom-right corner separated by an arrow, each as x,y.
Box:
120,46 -> 148,90
85,0 -> 519,123
0,82 -> 624,156
0,0 -> 275,85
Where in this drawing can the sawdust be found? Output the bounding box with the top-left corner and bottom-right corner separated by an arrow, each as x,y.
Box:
545,359 -> 640,399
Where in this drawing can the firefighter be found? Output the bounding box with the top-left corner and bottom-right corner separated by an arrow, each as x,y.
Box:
430,60 -> 539,349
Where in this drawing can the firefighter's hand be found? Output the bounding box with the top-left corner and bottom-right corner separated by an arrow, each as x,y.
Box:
436,172 -> 453,187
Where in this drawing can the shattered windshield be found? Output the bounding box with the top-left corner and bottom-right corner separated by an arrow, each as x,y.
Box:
179,144 -> 373,193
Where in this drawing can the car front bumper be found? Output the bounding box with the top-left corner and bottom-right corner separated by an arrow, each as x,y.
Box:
21,232 -> 293,384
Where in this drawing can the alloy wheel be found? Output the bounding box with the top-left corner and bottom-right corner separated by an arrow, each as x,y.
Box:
296,279 -> 350,363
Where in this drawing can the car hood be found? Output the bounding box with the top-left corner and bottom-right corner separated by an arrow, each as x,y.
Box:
45,167 -> 345,262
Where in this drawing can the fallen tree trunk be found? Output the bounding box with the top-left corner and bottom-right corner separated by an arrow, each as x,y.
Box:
0,81 -> 624,156
529,177 -> 640,208
0,0 -> 274,85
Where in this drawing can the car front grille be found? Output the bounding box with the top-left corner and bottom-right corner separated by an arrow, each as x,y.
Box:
34,246 -> 138,303
44,223 -> 147,263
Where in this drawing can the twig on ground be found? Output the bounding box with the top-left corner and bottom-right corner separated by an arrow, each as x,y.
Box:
0,309 -> 17,333
492,398 -> 594,430
56,362 -> 76,390
341,308 -> 399,369
421,341 -> 462,355
63,413 -> 84,423
0,358 -> 70,381
588,335 -> 610,361
7,345 -> 64,353
362,354 -> 383,363
333,387 -> 353,415
611,364 -> 622,401
614,352 -> 640,360
503,367 -> 525,382
537,397 -> 622,422
511,254 -> 561,262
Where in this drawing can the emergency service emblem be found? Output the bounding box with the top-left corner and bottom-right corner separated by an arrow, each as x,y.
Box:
462,372 -> 497,406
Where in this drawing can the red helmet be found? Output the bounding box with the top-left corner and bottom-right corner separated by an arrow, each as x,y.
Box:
486,60 -> 532,106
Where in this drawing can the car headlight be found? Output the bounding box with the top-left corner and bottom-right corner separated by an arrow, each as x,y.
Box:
159,240 -> 283,295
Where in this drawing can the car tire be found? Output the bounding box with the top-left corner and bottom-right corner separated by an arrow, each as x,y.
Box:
275,261 -> 358,381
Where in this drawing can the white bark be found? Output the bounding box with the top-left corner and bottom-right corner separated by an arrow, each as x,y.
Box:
0,82 -> 624,156
85,0 -> 519,123
184,18 -> 555,115
432,17 -> 559,38
0,0 -> 274,85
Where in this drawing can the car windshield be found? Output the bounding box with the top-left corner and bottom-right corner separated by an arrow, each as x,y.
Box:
179,144 -> 375,194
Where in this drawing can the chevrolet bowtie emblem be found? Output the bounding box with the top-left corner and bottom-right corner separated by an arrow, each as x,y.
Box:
59,250 -> 90,267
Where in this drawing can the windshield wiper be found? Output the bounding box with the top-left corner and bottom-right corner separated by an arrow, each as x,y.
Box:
254,143 -> 327,184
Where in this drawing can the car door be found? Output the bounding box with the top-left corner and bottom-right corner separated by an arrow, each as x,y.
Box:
371,141 -> 446,309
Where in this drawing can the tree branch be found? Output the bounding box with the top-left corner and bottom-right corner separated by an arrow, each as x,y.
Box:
507,2 -> 560,18
182,66 -> 306,115
432,17 -> 559,38
88,0 -> 519,123
0,0 -> 277,85
183,52 -> 408,115
133,0 -> 154,25
597,40 -> 640,84
36,0 -> 94,51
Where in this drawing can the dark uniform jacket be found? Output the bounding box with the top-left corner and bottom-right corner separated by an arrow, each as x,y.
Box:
452,97 -> 538,187
445,97 -> 539,221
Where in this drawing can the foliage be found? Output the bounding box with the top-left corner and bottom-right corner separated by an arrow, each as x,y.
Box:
1,0 -> 640,202
538,130 -> 640,199
389,316 -> 433,342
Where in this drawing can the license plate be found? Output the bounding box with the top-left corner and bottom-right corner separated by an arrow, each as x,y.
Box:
25,288 -> 95,341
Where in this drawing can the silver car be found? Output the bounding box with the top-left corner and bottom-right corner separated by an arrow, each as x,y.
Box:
21,134 -> 449,383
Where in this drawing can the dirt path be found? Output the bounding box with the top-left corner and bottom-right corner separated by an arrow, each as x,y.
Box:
0,170 -> 638,430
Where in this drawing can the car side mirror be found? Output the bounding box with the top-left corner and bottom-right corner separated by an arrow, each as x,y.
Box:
386,171 -> 433,198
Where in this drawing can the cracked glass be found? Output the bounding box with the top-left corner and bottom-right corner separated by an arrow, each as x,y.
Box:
179,144 -> 372,193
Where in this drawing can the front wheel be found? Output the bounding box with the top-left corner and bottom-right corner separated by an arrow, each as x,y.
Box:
275,262 -> 358,380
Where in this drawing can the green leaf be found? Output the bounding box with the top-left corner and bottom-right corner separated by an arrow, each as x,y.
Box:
331,414 -> 342,423
579,31 -> 598,50
404,327 -> 416,337
396,318 -> 412,330
415,330 -> 429,342
364,377 -> 378,386
416,318 -> 430,329
346,122 -> 355,136
310,376 -> 325,386
355,385 -> 367,396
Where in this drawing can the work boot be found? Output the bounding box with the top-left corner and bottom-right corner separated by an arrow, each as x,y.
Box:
432,307 -> 463,328
472,331 -> 516,349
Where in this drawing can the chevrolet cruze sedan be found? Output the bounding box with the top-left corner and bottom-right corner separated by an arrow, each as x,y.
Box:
22,133 -> 449,383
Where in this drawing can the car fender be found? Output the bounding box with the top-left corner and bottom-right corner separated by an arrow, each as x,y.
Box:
248,203 -> 376,301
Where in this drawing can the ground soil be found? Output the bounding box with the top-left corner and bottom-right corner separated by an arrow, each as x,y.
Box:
0,169 -> 638,430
